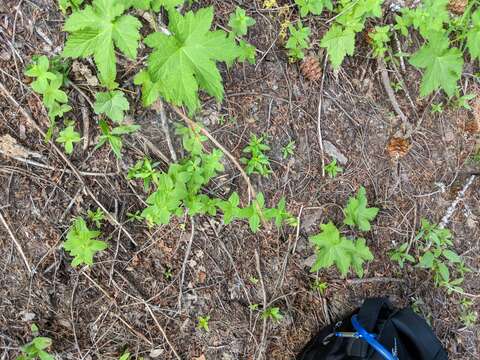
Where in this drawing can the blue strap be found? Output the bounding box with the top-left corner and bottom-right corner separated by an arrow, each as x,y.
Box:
350,315 -> 398,360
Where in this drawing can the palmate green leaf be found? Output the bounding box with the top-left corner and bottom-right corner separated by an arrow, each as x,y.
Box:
309,221 -> 373,277
63,217 -> 107,266
294,0 -> 332,17
43,75 -> 69,108
410,32 -> 463,98
239,192 -> 265,233
124,0 -> 184,11
285,22 -> 311,60
62,0 -> 142,88
467,10 -> 480,60
94,90 -> 130,122
218,192 -> 241,225
136,7 -> 240,112
343,186 -> 379,231
320,25 -> 355,70
238,40 -> 256,64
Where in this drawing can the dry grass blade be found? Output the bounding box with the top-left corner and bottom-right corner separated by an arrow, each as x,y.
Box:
0,210 -> 31,274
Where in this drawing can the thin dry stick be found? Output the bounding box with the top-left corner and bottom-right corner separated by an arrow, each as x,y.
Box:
145,305 -> 182,360
317,59 -> 327,177
0,81 -> 137,246
254,249 -> 268,360
377,58 -> 409,129
440,175 -> 476,228
0,149 -> 117,176
177,217 -> 195,311
78,95 -> 90,151
153,100 -> 177,162
0,210 -> 31,274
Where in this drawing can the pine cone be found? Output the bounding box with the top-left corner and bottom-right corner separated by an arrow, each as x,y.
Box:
300,56 -> 322,81
448,0 -> 468,15
386,137 -> 411,158
464,119 -> 480,134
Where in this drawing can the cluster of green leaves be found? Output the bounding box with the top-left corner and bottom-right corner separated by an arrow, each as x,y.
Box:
261,306 -> 284,322
390,219 -> 470,294
25,55 -> 72,140
459,298 -> 478,327
96,120 -> 140,158
127,158 -> 161,191
240,134 -> 271,176
320,0 -> 383,69
197,315 -> 210,332
228,7 -> 257,65
309,186 -> 378,277
63,217 -> 108,266
282,140 -> 296,159
135,6 -> 254,113
140,125 -> 295,232
285,22 -> 311,60
59,0 -> 83,13
295,0 -> 332,17
325,159 -> 343,178
17,325 -> 53,360
370,25 -> 391,58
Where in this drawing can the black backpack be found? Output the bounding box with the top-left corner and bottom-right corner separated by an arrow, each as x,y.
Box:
297,298 -> 448,360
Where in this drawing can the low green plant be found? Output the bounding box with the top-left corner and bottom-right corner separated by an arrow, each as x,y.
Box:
459,298 -> 478,327
285,22 -> 311,60
295,0 -> 332,17
59,0 -> 84,13
63,217 -> 108,266
118,352 -> 130,360
163,266 -> 173,281
87,208 -> 105,228
135,6 -> 246,113
96,120 -> 140,158
25,55 -> 71,140
309,186 -> 378,277
324,159 -> 342,178
248,275 -> 259,284
17,325 -> 54,360
240,134 -> 271,176
389,242 -> 415,268
282,140 -> 296,159
94,90 -> 130,122
430,103 -> 444,114
128,158 -> 161,191
391,219 -> 469,295
249,303 -> 259,311
261,306 -> 283,322
228,7 -> 256,36
197,315 -> 210,332
311,279 -> 328,295
56,120 -> 81,154
141,125 -> 294,233
370,25 -> 391,58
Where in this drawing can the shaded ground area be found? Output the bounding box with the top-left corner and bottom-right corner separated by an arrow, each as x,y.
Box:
0,0 -> 479,359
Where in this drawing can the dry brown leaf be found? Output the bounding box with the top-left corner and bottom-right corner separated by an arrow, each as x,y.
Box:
300,56 -> 322,81
386,137 -> 411,158
72,61 -> 99,86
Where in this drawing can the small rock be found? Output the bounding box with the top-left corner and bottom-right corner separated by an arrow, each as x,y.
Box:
323,140 -> 348,165
149,348 -> 164,358
20,311 -> 35,322
303,254 -> 317,268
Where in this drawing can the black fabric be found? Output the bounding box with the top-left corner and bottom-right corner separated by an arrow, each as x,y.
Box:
297,298 -> 448,360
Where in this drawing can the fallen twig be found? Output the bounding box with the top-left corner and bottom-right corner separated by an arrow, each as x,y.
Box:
440,175 -> 476,228
377,58 -> 409,130
153,100 -> 177,162
254,249 -> 268,360
177,217 -> 194,311
0,210 -> 31,274
317,58 -> 327,177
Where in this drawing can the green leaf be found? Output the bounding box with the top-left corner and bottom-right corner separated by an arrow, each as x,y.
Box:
56,123 -> 81,154
63,217 -> 107,266
409,32 -> 463,98
94,90 -> 130,122
285,22 -> 311,60
309,221 -> 373,277
442,249 -> 462,263
343,186 -> 379,231
62,0 -> 142,88
43,75 -> 69,109
419,251 -> 434,268
294,0 -> 332,17
218,192 -> 241,224
320,25 -> 355,70
237,40 -> 256,64
138,7 -> 240,112
467,10 -> 480,59
59,0 -> 84,13
228,7 -> 256,36
25,56 -> 57,94
437,262 -> 450,282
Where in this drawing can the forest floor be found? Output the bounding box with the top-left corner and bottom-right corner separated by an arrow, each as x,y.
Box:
0,0 -> 479,359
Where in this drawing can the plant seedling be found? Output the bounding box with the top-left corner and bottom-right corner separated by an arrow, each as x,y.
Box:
56,120 -> 81,154
324,159 -> 343,178
261,307 -> 283,322
87,208 -> 105,228
63,217 -> 108,266
343,186 -> 379,231
17,325 -> 54,360
282,140 -> 296,159
240,134 -> 271,176
285,22 -> 311,60
197,315 -> 210,332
